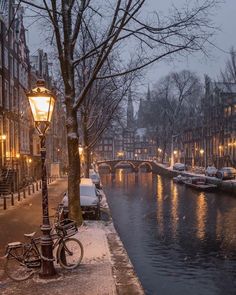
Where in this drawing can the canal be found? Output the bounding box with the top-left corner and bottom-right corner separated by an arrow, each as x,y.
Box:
101,170 -> 236,295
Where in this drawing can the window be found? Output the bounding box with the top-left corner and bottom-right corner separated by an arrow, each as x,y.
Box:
13,87 -> 17,111
9,55 -> 13,79
4,47 -> 8,69
4,80 -> 9,109
9,84 -> 12,110
0,45 -> 2,68
0,76 -> 2,106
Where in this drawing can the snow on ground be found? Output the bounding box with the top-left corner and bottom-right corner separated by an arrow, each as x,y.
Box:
77,221 -> 111,265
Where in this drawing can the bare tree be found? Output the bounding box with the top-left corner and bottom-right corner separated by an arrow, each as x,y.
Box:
221,47 -> 236,84
20,0 -> 217,223
143,70 -> 202,162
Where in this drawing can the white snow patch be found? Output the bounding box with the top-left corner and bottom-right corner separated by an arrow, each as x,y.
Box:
67,132 -> 78,139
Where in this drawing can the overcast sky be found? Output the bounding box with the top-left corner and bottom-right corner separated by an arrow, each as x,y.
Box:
143,0 -> 236,86
25,0 -> 236,90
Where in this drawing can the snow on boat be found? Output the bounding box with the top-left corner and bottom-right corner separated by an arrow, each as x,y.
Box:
183,177 -> 217,192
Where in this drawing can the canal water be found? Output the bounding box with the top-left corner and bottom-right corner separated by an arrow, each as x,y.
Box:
101,170 -> 236,295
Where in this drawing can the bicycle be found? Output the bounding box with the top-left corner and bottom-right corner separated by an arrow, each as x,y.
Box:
4,218 -> 84,281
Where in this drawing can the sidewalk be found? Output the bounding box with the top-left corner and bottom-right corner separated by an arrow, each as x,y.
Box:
0,179 -> 144,295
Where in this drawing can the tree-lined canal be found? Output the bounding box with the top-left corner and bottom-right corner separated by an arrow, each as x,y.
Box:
101,170 -> 236,295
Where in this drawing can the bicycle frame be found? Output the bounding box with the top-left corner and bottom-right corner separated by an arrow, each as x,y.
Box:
5,238 -> 41,268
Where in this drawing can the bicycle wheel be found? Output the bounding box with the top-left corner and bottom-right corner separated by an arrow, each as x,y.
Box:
57,238 -> 83,269
5,247 -> 40,281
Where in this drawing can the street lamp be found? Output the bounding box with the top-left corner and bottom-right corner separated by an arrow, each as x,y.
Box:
0,134 -> 6,167
200,149 -> 204,167
171,134 -> 180,167
27,79 -> 56,278
15,153 -> 20,191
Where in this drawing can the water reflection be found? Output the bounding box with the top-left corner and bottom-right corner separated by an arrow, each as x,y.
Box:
196,192 -> 207,240
102,170 -> 236,295
170,182 -> 178,238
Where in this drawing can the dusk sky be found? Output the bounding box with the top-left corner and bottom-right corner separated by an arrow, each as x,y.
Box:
25,0 -> 236,89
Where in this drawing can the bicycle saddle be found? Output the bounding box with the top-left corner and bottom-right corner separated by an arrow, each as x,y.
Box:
24,232 -> 36,238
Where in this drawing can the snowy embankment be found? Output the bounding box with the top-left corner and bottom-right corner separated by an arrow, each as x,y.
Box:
154,162 -> 236,195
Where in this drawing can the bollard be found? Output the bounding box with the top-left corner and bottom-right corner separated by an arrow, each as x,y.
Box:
36,181 -> 39,191
3,195 -> 7,210
32,183 -> 35,194
11,193 -> 14,206
18,190 -> 21,201
23,188 -> 26,199
28,185 -> 31,195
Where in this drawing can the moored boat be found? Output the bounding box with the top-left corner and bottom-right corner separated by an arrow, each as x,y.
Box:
173,175 -> 189,184
183,177 -> 217,192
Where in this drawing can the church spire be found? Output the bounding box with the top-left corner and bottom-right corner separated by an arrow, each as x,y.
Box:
127,88 -> 134,129
147,84 -> 151,101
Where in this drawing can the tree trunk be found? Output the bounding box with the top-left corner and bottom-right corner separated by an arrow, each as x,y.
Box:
66,104 -> 83,225
84,147 -> 91,178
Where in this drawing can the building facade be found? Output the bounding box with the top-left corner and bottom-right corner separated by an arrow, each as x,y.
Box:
0,2 -> 67,191
182,77 -> 236,168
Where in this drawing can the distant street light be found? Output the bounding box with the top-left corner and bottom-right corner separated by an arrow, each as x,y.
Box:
27,79 -> 56,278
0,134 -> 6,167
200,149 -> 204,167
15,153 -> 20,190
78,146 -> 83,155
171,134 -> 180,167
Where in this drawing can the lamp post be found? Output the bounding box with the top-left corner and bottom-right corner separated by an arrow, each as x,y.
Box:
0,134 -> 6,167
200,149 -> 204,167
27,79 -> 56,278
171,134 -> 180,167
157,148 -> 162,162
16,153 -> 20,191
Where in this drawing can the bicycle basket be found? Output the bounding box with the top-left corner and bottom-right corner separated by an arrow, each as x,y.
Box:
55,219 -> 78,237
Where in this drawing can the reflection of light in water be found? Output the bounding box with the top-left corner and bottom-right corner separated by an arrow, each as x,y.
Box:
118,169 -> 123,182
170,182 -> 178,238
156,175 -> 164,234
216,201 -> 236,250
196,192 -> 207,240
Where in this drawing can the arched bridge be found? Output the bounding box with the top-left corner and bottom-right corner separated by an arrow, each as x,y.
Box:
97,159 -> 160,173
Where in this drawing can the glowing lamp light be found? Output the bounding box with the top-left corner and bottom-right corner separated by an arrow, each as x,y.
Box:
0,134 -> 6,140
16,153 -> 20,159
79,146 -> 83,155
27,80 -> 55,130
200,149 -> 204,155
158,148 -> 162,153
173,150 -> 178,155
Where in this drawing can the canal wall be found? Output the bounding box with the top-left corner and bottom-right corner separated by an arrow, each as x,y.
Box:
153,162 -> 236,195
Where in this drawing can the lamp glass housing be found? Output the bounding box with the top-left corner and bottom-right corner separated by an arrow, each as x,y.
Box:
27,80 -> 55,123
28,94 -> 55,122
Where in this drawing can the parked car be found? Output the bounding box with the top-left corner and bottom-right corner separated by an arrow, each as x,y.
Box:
173,163 -> 186,171
62,178 -> 100,219
205,166 -> 217,177
216,167 -> 236,180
